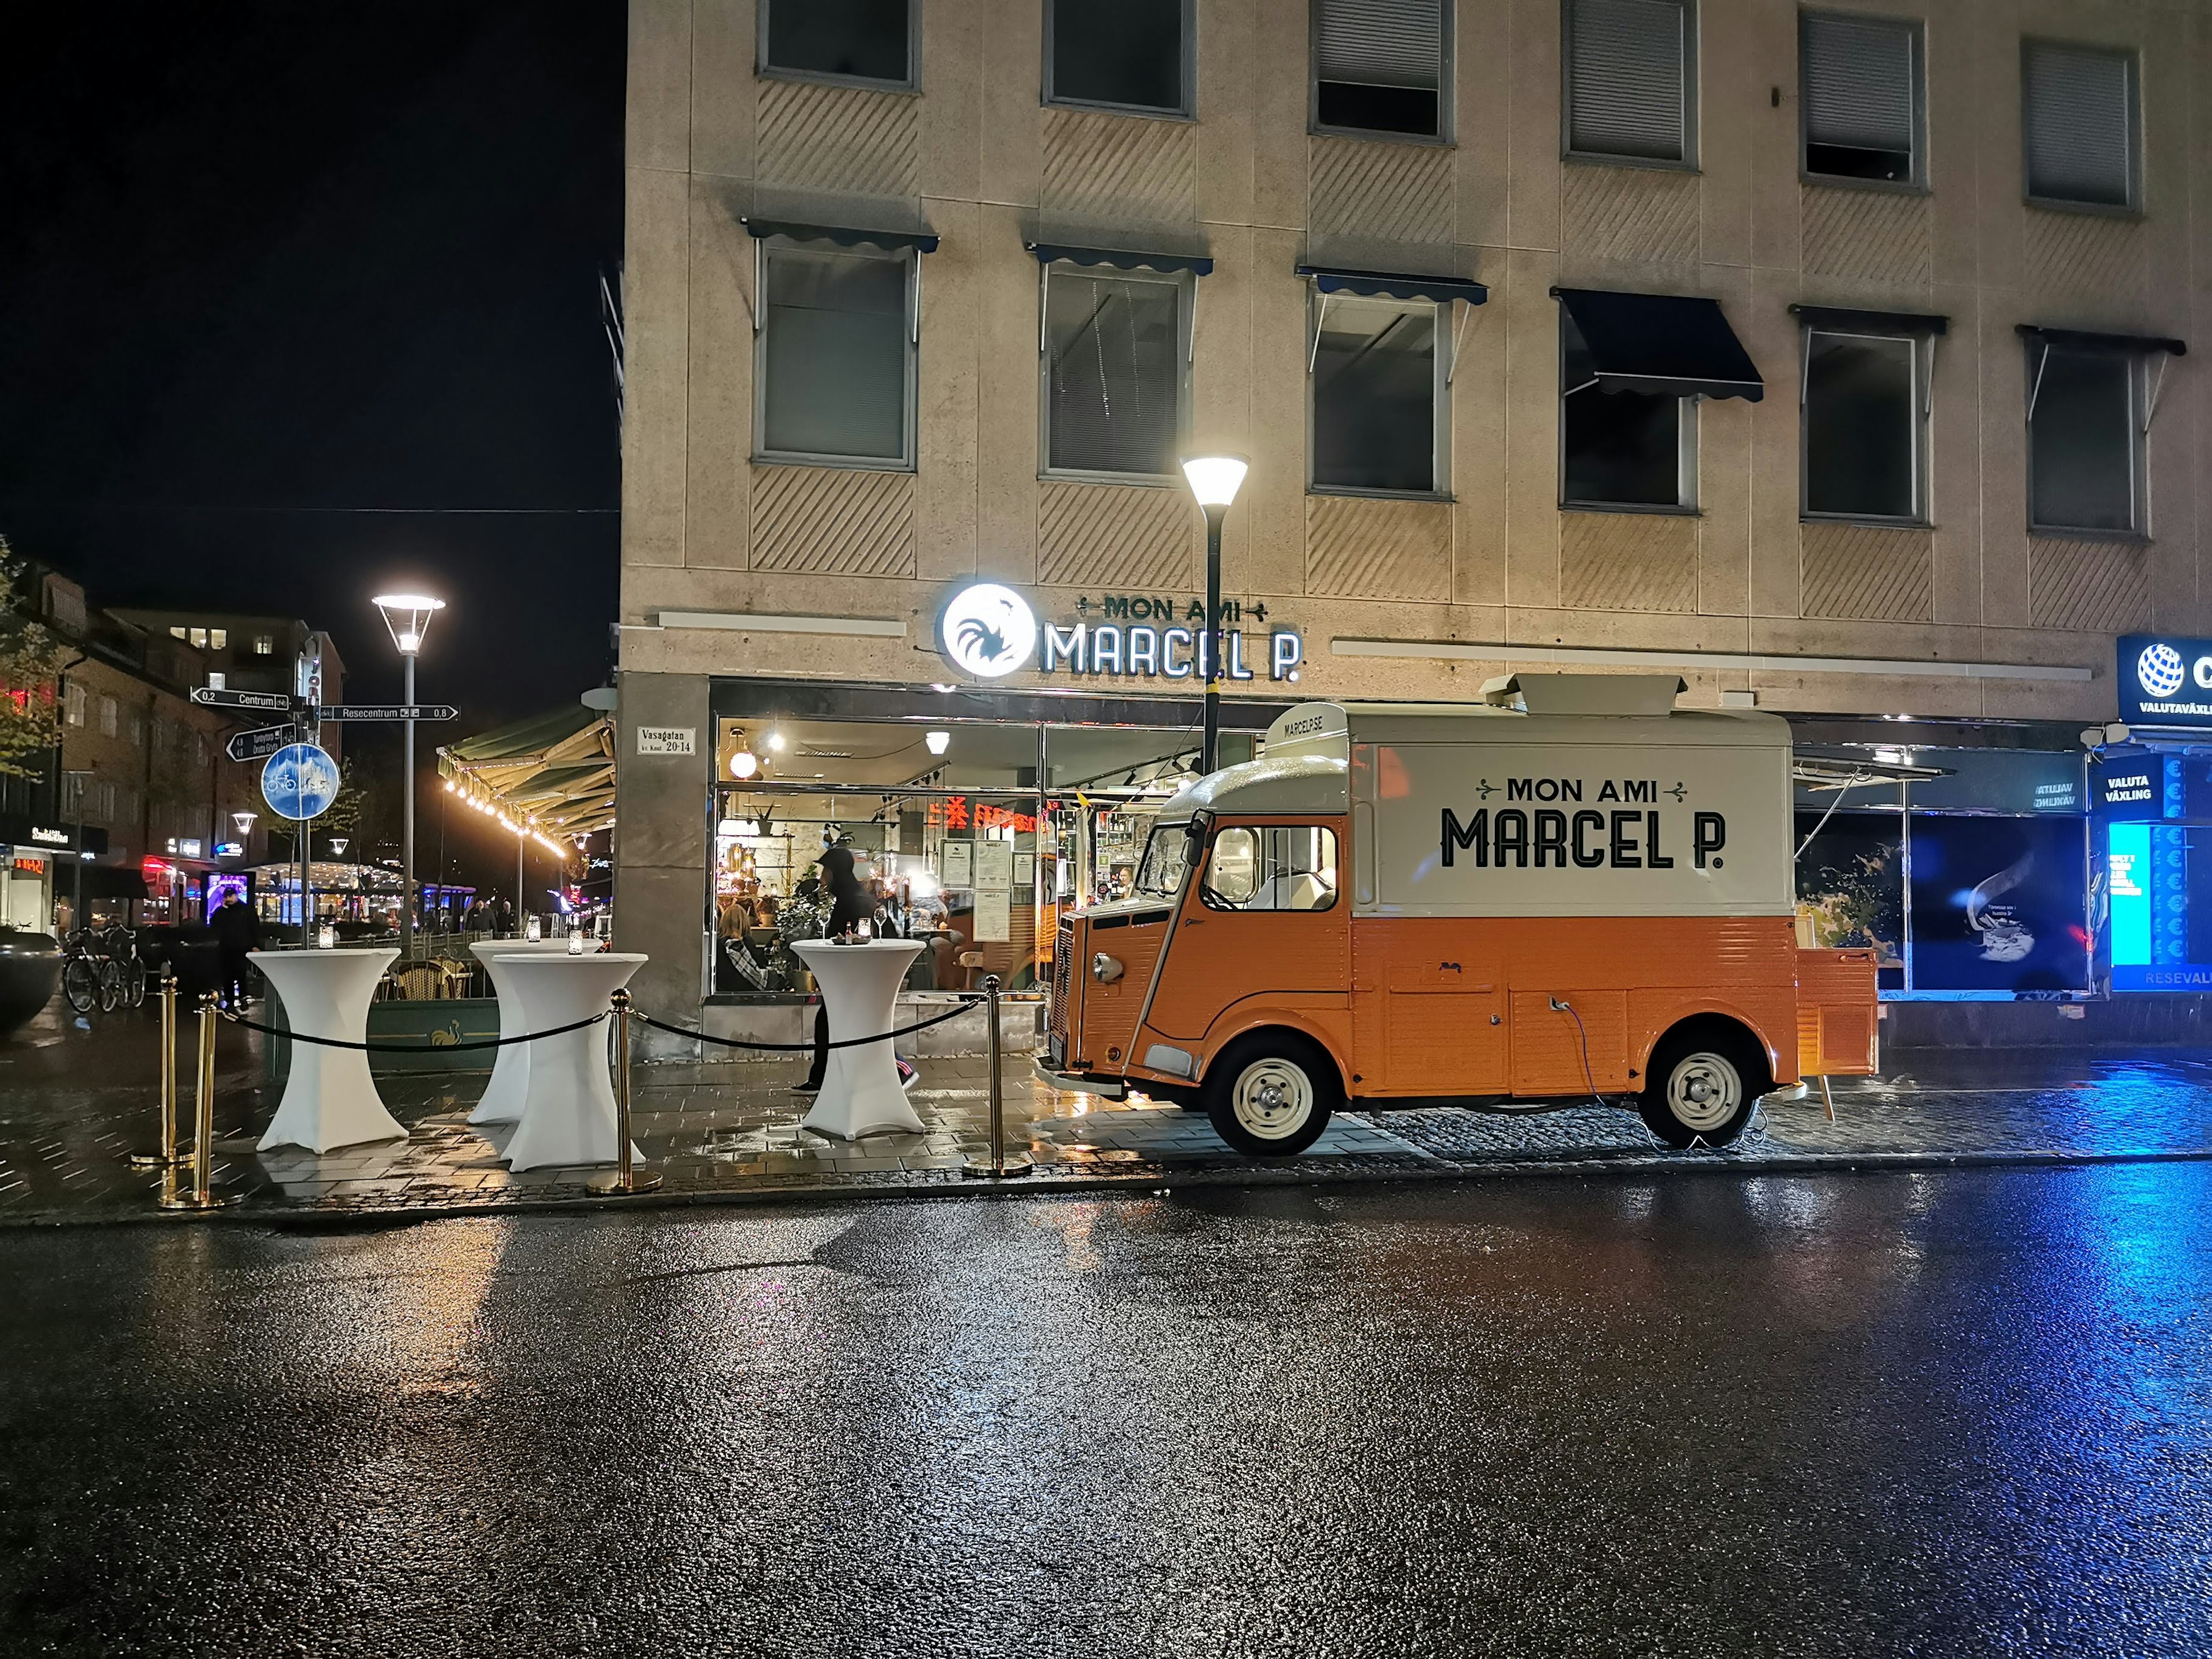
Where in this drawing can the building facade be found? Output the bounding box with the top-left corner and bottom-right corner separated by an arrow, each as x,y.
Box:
617,0 -> 2212,1036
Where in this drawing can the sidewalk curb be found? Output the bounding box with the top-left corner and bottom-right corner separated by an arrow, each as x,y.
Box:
7,1142 -> 2212,1230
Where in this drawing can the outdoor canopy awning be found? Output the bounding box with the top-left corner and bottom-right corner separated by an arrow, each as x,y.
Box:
1027,242 -> 1214,276
438,706 -> 616,839
1552,287 -> 1766,402
1296,264 -> 1488,305
2016,324 -> 2186,358
742,219 -> 940,255
1790,304 -> 1948,336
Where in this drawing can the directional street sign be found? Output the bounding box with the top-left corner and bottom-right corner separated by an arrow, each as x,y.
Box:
225,724 -> 297,764
190,686 -> 294,714
315,704 -> 460,723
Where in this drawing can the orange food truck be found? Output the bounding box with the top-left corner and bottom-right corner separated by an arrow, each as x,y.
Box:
1039,673 -> 1878,1156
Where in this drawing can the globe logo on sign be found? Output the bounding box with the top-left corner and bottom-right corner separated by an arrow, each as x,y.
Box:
939,583 -> 1037,679
2138,642 -> 2187,699
261,743 -> 340,821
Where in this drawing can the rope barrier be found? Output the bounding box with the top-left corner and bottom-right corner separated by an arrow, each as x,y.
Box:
628,997 -> 985,1052
218,1007 -> 611,1052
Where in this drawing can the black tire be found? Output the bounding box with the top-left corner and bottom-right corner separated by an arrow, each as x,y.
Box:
97,963 -> 123,1016
1202,1032 -> 1340,1158
1638,1024 -> 1770,1149
62,959 -> 97,1015
124,962 -> 146,1009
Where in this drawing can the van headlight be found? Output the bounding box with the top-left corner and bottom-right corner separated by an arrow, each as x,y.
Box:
1091,953 -> 1124,983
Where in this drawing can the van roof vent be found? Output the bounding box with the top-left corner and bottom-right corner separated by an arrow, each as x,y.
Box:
1478,673 -> 1687,717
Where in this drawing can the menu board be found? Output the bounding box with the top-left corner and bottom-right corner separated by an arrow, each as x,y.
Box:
941,839 -> 973,888
976,838 -> 1014,890
973,888 -> 1012,942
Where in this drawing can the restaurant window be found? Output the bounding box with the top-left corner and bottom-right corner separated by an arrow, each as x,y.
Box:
756,240 -> 915,468
1202,825 -> 1339,911
1561,310 -> 1692,509
760,0 -> 914,88
1801,12 -> 1920,185
1310,295 -> 1446,495
1043,266 -> 1186,479
1312,0 -> 1449,139
1565,0 -> 1693,165
2028,342 -> 2140,535
1046,0 -> 1190,116
2023,41 -> 2137,210
1802,321 -> 1929,524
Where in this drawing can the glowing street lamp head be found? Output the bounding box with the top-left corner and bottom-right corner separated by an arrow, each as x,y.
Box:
372,592 -> 446,656
1180,453 -> 1249,509
925,729 -> 951,756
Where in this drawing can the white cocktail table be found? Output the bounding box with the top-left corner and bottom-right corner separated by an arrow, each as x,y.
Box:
500,952 -> 647,1172
791,939 -> 927,1139
468,938 -> 588,1126
252,946 -> 406,1154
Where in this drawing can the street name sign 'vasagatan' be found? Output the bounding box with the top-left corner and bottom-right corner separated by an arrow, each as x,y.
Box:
315,704 -> 460,722
225,724 -> 298,764
189,686 -> 294,714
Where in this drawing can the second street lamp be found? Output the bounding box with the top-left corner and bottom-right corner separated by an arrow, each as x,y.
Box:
372,592 -> 445,960
1179,453 -> 1249,774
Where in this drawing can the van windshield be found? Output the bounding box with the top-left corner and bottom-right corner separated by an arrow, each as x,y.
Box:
1134,820 -> 1197,899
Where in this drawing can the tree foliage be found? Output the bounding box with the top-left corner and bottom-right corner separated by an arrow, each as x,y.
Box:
0,547 -> 64,780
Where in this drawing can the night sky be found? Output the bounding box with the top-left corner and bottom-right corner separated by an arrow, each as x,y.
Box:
1,2 -> 625,731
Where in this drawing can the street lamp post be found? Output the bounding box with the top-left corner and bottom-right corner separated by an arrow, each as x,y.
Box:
1179,454 -> 1250,774
372,593 -> 446,960
64,770 -> 92,929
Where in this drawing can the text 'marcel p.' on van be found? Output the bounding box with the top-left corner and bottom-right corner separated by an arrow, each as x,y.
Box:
1039,673 -> 1880,1155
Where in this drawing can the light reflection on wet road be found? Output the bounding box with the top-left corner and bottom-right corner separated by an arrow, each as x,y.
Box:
3,1166 -> 2210,1657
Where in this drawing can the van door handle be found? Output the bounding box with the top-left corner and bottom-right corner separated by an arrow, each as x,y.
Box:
1184,917 -> 1203,927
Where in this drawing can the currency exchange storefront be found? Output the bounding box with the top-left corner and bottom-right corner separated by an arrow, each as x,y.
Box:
2090,633 -> 2212,995
698,582 -> 1305,1007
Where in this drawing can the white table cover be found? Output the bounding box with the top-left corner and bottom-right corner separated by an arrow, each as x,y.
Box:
500,952 -> 647,1172
791,939 -> 927,1139
468,938 -> 588,1126
252,947 -> 406,1154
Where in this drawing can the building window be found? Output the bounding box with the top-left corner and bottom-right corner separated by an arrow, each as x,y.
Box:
195,733 -> 208,767
2028,343 -> 2141,535
1560,313 -> 1692,509
1046,0 -> 1190,116
209,628 -> 227,650
1802,325 -> 1927,523
1565,0 -> 1693,165
1312,0 -> 1449,140
1311,296 -> 1446,495
97,696 -> 118,738
755,241 -> 915,467
2023,41 -> 2137,210
207,672 -> 227,691
168,626 -> 186,641
759,0 -> 914,89
129,712 -> 146,748
253,635 -> 274,655
1042,266 -> 1187,479
63,682 -> 84,726
188,627 -> 207,648
1801,12 -> 1920,185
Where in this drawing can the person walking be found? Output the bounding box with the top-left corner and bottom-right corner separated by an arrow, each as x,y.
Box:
210,892 -> 260,1010
796,844 -> 915,1094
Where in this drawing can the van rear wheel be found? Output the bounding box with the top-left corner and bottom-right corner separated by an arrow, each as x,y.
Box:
1203,1035 -> 1339,1158
1639,1028 -> 1767,1149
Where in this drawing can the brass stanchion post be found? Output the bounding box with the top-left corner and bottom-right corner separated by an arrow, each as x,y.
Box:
132,968 -> 185,1171
964,975 -> 1031,1179
173,991 -> 240,1210
596,989 -> 661,1196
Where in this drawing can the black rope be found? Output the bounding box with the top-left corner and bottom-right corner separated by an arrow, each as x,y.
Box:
219,1007 -> 611,1053
629,997 -> 985,1052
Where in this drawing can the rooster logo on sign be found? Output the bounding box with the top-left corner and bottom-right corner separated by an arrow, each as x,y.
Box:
940,584 -> 1038,679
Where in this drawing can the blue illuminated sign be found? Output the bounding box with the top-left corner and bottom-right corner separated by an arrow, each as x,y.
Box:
2119,634 -> 2212,726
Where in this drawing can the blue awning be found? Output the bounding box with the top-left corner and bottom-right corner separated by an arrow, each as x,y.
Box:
743,219 -> 940,255
1027,243 -> 1214,276
1297,264 -> 1487,305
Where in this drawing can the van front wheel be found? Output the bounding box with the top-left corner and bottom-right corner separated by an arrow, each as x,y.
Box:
1639,1029 -> 1766,1149
1204,1036 -> 1339,1158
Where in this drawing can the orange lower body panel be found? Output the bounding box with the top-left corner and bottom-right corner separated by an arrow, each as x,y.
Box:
1794,946 -> 1881,1077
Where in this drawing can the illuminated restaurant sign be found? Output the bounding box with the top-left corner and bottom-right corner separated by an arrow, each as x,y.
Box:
937,582 -> 1302,684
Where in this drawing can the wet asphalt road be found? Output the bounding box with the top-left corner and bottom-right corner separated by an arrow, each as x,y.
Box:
3,1168 -> 2210,1658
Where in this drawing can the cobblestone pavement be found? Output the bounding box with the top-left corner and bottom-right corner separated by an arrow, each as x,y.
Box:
6,998 -> 2212,1224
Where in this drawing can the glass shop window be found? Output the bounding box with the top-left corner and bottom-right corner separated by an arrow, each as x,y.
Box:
757,241 -> 914,466
1804,328 -> 1922,522
1202,825 -> 1339,912
761,0 -> 912,88
1046,0 -> 1190,116
1801,12 -> 1921,185
2028,345 -> 2139,534
1560,312 -> 1691,509
1313,0 -> 1448,139
1312,296 -> 1445,495
1043,267 -> 1184,479
1565,0 -> 1693,165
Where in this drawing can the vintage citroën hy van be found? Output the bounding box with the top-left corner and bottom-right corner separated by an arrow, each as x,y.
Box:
1039,673 -> 1879,1156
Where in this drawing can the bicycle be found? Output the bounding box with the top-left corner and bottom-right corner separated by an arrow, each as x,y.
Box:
59,929 -> 116,1015
101,924 -> 146,1009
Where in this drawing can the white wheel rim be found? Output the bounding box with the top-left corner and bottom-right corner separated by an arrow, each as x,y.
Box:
1666,1051 -> 1742,1132
1232,1057 -> 1315,1140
